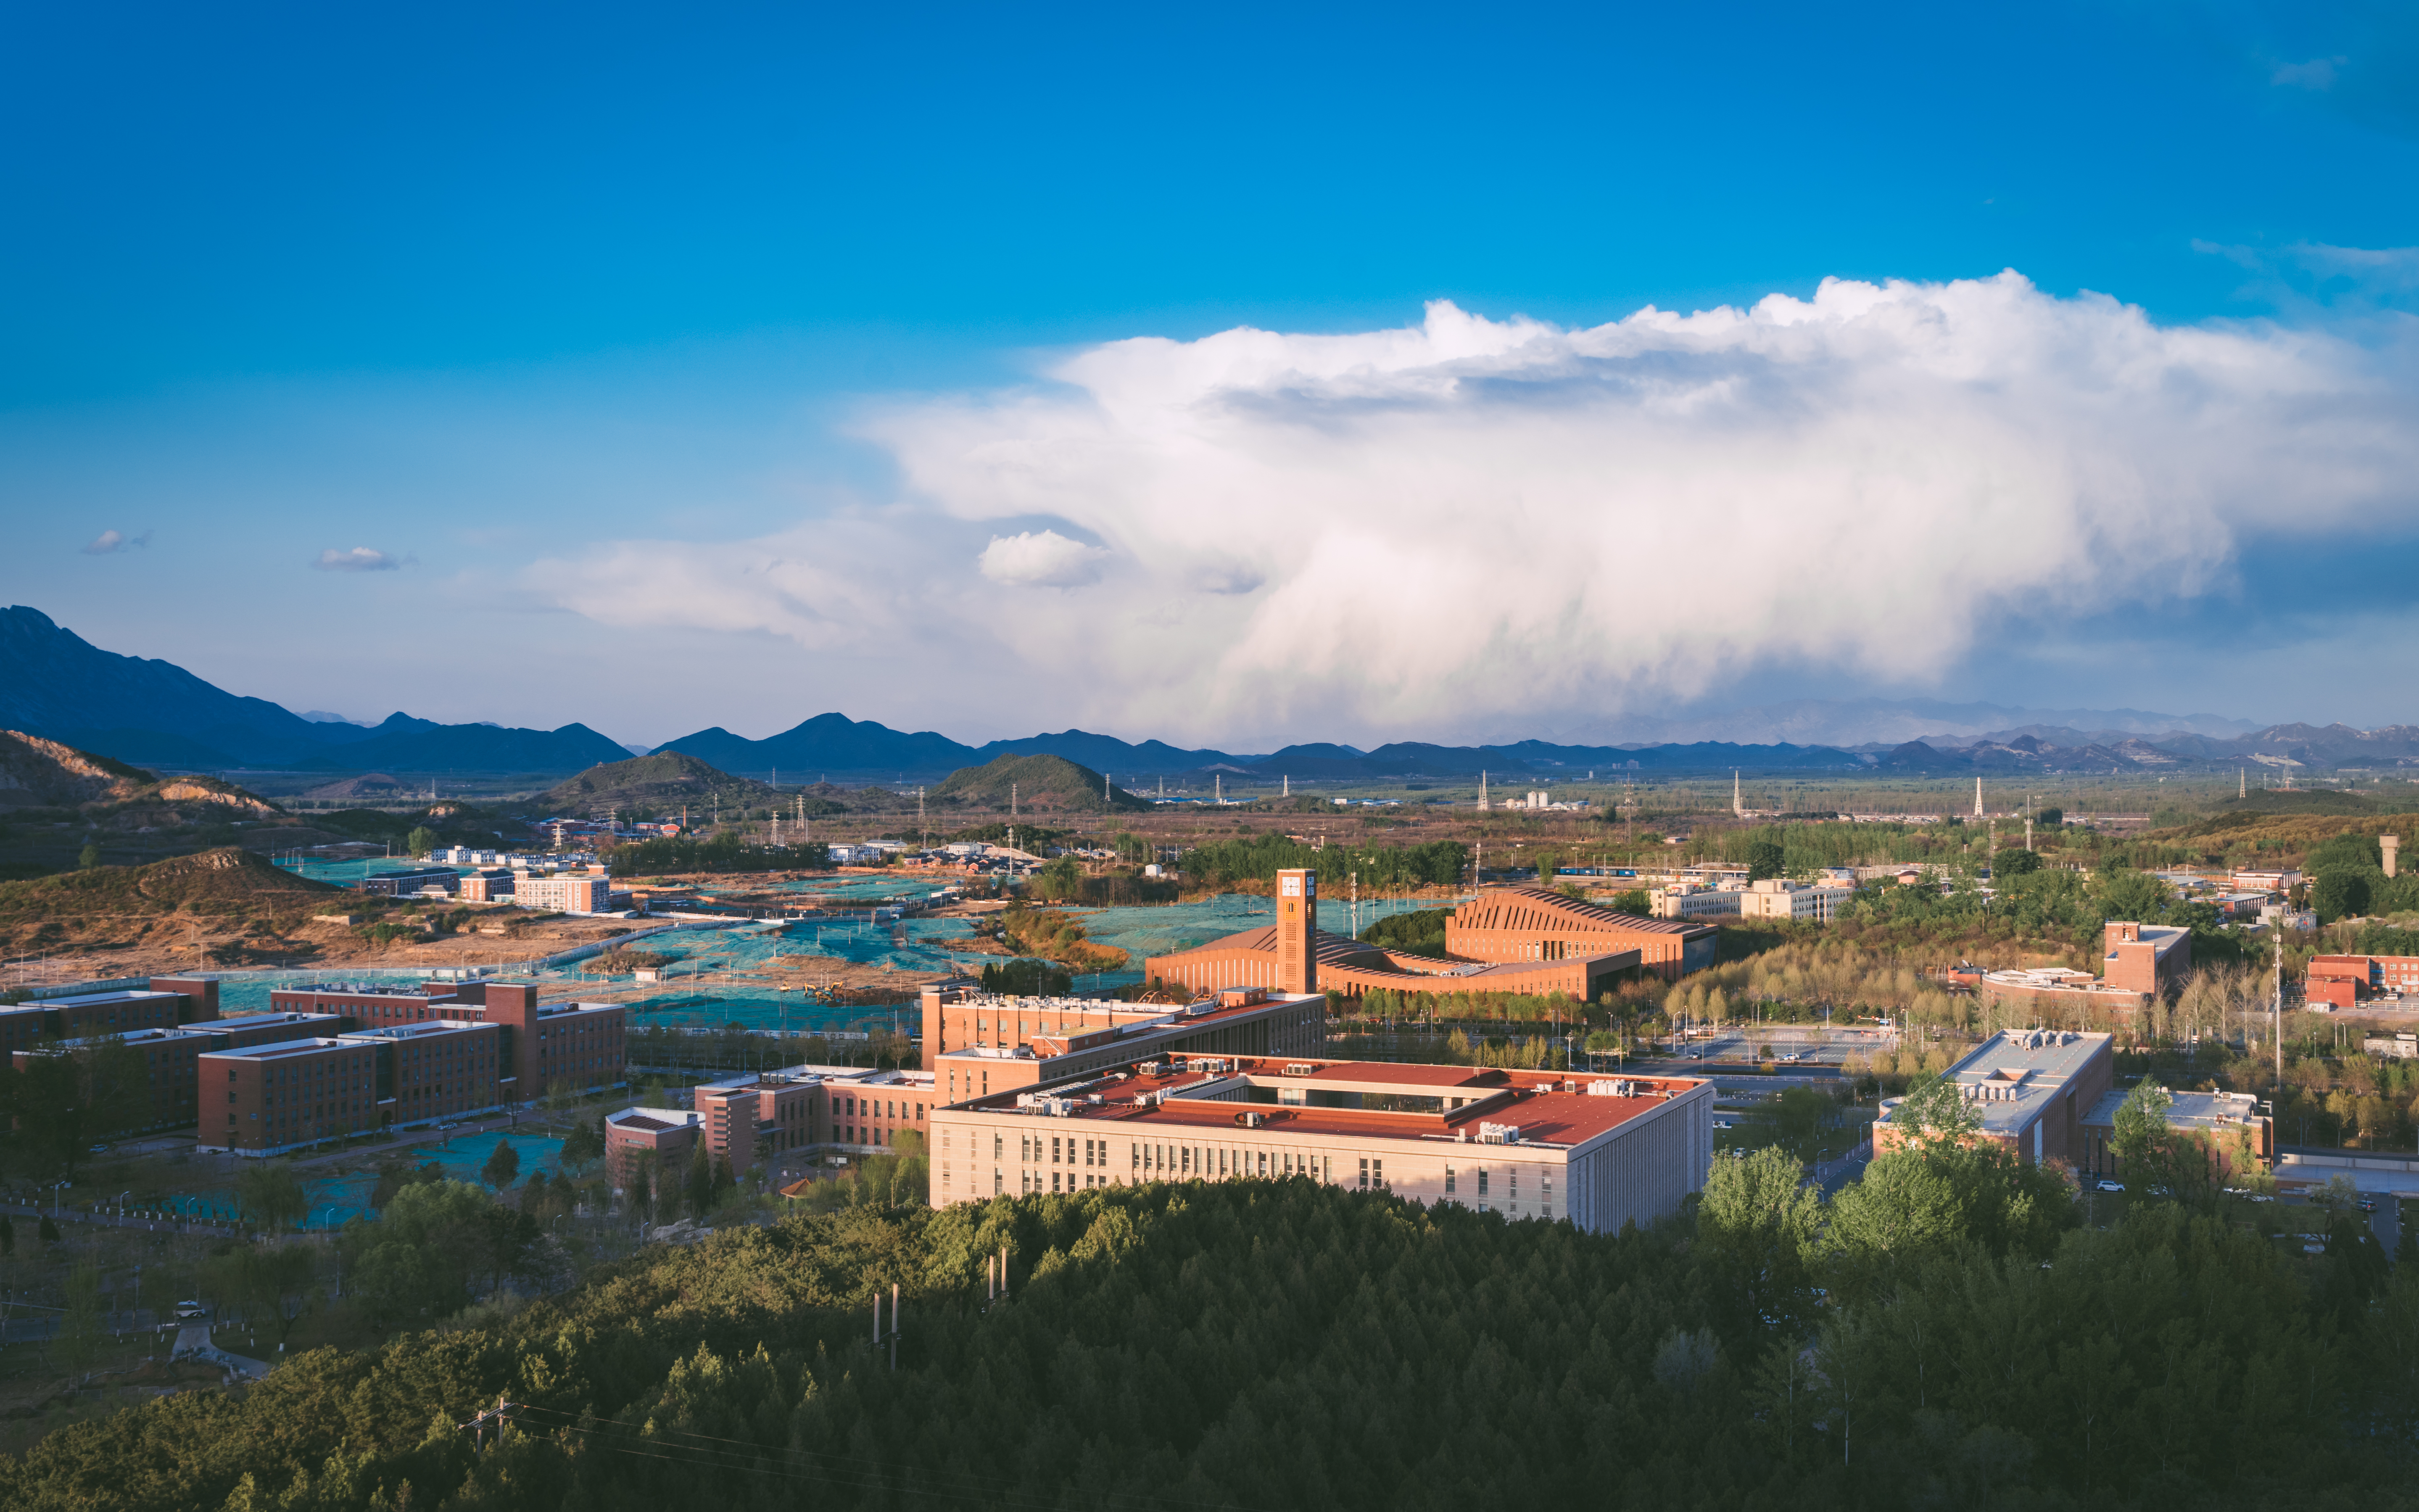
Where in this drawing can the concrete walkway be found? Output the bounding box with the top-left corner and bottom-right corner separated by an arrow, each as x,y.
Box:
171,1322 -> 269,1379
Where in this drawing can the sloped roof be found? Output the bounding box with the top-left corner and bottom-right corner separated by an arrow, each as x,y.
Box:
1453,886 -> 1713,937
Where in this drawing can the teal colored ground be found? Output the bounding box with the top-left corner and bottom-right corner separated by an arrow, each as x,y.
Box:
273,856 -> 471,886
151,1130 -> 569,1229
198,892 -> 1467,1032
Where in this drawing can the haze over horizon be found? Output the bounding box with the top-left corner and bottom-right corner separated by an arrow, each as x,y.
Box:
6,3 -> 2418,749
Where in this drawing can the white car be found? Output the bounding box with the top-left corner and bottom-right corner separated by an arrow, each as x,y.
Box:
174,1301 -> 207,1319
2096,1180 -> 2124,1193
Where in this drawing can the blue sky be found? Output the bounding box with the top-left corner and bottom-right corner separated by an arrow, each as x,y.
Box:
5,1 -> 2418,748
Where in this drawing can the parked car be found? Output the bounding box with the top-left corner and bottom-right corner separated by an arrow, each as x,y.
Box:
1712,1119 -> 1734,1130
86,1144 -> 110,1155
2096,1180 -> 2124,1193
174,1301 -> 208,1320
2358,1199 -> 2379,1213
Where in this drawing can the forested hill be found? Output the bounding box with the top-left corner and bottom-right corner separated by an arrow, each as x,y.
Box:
931,752 -> 1150,813
5,1176 -> 2412,1512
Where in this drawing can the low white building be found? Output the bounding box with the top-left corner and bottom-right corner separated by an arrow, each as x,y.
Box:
1735,878 -> 1857,923
1653,884 -> 1741,921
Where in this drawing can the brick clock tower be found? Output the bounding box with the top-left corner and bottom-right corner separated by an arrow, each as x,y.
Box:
1276,868 -> 1318,995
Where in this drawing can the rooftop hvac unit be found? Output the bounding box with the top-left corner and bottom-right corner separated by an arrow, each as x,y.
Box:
1283,1062 -> 1317,1077
1234,1110 -> 1266,1128
1138,1061 -> 1163,1077
1478,1122 -> 1522,1145
1585,1079 -> 1638,1098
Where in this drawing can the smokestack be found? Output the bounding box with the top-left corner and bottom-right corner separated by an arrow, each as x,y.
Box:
2385,835 -> 2400,880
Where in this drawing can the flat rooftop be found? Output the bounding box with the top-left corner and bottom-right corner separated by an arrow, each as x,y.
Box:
277,982 -> 461,999
1892,1029 -> 2111,1136
948,1054 -> 1705,1150
339,1021 -> 494,1043
937,993 -> 1318,1064
1981,967 -> 2144,997
609,1106 -> 698,1131
34,990 -> 180,1008
2083,1085 -> 2264,1134
203,1037 -> 361,1061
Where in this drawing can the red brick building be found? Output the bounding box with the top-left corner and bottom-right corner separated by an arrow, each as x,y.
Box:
606,1064 -> 937,1192
201,1036 -> 387,1156
929,985 -> 1328,1102
1873,1029 -> 2114,1166
272,979 -> 626,1105
1138,870 -> 1646,1007
1446,888 -> 1717,981
2100,922 -> 2192,997
605,1106 -> 702,1193
199,1017 -> 507,1156
2308,954 -> 2419,1005
930,1053 -> 1714,1233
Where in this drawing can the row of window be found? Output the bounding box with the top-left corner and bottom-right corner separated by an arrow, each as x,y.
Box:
942,1131 -> 1556,1217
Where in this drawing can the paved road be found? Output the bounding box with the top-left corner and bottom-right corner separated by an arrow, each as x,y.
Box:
0,1201 -> 242,1240
172,1322 -> 269,1379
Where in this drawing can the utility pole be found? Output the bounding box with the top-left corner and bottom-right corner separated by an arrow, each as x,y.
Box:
873,1282 -> 901,1370
459,1395 -> 519,1451
2273,910 -> 2285,1085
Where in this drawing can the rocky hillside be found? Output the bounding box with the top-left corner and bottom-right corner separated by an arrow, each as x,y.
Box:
0,846 -> 351,961
0,730 -> 281,819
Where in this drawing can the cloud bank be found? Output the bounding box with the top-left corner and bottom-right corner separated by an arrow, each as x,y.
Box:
530,272 -> 2419,742
81,529 -> 149,555
312,546 -> 408,573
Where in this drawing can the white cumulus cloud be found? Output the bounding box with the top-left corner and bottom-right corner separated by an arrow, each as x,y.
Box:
80,528 -> 150,555
530,272 -> 2419,742
978,529 -> 1109,587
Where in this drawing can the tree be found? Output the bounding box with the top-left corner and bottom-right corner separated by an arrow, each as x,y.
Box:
559,1117 -> 604,1175
237,1164 -> 310,1232
1888,1072 -> 1981,1149
405,826 -> 438,858
686,1142 -> 715,1218
1747,839 -> 1786,882
37,1215 -> 59,1245
1698,1147 -> 1820,1330
2314,871 -> 2372,925
2093,867 -> 2169,924
53,1263 -> 105,1375
480,1140 -> 520,1191
2109,1079 -> 2187,1185
76,842 -> 100,870
1993,848 -> 2042,877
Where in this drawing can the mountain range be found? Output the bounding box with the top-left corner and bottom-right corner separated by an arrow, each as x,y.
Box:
7,602 -> 2414,780
1,606 -> 628,771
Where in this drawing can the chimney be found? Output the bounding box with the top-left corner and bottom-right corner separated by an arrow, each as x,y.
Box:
2385,835 -> 2400,880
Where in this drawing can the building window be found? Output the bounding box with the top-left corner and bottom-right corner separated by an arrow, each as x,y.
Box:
1357,1157 -> 1369,1190
1445,1164 -> 1456,1195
